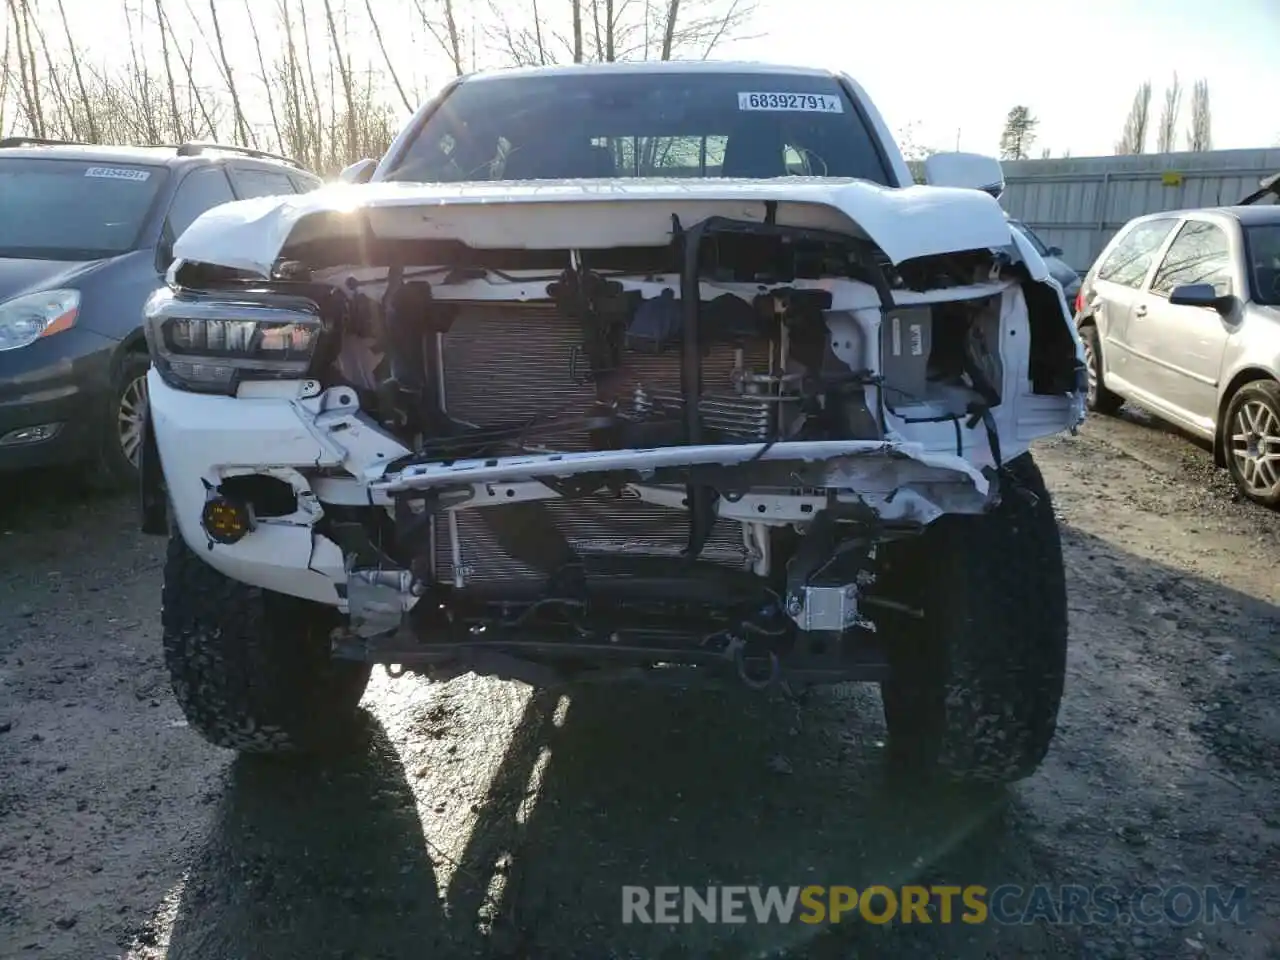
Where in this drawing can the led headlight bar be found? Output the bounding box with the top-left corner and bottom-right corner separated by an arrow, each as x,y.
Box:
143,287 -> 324,395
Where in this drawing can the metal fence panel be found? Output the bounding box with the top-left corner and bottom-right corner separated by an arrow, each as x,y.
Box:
998,148 -> 1280,273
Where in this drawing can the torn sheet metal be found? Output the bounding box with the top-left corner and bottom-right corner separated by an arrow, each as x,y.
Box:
172,177 -> 1017,278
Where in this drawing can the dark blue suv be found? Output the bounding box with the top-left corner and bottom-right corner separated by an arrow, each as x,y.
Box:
0,138 -> 321,487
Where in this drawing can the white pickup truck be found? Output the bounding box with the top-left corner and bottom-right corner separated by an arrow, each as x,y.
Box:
138,60 -> 1085,784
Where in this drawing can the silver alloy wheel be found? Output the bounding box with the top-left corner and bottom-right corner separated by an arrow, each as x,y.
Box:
117,374 -> 149,469
1230,399 -> 1280,494
1081,334 -> 1098,404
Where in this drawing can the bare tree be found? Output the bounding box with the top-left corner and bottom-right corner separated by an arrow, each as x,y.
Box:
206,0 -> 252,145
0,14 -> 10,134
321,0 -> 359,160
53,0 -> 96,140
572,0 -> 583,61
1115,80 -> 1151,155
7,0 -> 45,137
243,1 -> 283,151
895,120 -> 936,162
154,0 -> 185,141
1187,78 -> 1212,152
486,0 -> 753,67
364,0 -> 416,113
1156,72 -> 1182,154
417,0 -> 467,76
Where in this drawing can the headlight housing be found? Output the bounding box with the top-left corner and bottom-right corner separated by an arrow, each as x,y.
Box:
143,287 -> 324,395
0,289 -> 80,351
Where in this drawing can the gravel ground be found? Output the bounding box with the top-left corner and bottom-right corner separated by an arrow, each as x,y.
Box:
0,407 -> 1277,960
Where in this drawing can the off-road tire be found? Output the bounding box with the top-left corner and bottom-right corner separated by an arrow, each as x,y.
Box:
1222,379 -> 1280,509
161,533 -> 372,755
879,452 -> 1068,785
1080,324 -> 1124,415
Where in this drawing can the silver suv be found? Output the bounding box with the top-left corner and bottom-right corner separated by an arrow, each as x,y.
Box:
1076,202 -> 1280,507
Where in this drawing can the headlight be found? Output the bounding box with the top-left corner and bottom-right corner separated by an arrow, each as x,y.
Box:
143,287 -> 323,394
0,289 -> 80,352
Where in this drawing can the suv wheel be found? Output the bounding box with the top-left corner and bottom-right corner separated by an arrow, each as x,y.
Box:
879,453 -> 1068,784
161,533 -> 372,755
1223,379 -> 1280,508
1079,324 -> 1124,415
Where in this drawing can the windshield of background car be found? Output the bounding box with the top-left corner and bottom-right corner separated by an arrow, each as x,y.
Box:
1244,223 -> 1280,305
0,158 -> 164,260
383,72 -> 893,186
1011,220 -> 1050,257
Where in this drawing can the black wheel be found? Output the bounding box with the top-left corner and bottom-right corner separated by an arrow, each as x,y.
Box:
94,350 -> 151,491
1079,324 -> 1124,415
1223,379 -> 1280,508
161,533 -> 372,755
879,453 -> 1068,785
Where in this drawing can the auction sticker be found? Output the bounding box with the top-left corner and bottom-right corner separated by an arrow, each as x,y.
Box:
737,92 -> 843,113
84,166 -> 151,181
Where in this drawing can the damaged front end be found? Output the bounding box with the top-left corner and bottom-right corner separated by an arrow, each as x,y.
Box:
144,186 -> 1085,689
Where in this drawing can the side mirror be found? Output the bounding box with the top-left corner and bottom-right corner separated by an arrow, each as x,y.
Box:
1169,282 -> 1234,315
923,152 -> 1005,199
338,158 -> 376,184
1046,245 -> 1064,258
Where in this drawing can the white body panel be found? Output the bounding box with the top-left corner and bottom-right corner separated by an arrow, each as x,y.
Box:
173,177 -> 1019,279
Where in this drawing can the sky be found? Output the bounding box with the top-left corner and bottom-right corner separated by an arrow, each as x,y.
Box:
17,0 -> 1280,160
714,0 -> 1280,157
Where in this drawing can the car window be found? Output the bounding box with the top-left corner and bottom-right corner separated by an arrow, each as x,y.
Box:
383,71 -> 893,186
1244,223 -> 1280,306
1009,220 -> 1048,256
167,167 -> 236,240
0,157 -> 165,260
1096,219 -> 1178,289
290,172 -> 323,192
591,134 -> 729,177
1149,220 -> 1233,298
229,166 -> 299,199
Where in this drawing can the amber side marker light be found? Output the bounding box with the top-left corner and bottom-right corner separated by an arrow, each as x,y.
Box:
201,497 -> 254,545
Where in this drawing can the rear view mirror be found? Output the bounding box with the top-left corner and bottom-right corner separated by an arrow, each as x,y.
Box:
923,152 -> 1005,199
1169,282 -> 1234,315
338,158 -> 376,184
1046,245 -> 1064,258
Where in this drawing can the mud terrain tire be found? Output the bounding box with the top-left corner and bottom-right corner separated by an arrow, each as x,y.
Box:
161,533 -> 372,755
880,452 -> 1068,784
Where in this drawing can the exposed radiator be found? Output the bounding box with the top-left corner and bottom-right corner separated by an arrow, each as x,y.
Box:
435,496 -> 754,588
440,303 -> 777,448
433,302 -> 769,586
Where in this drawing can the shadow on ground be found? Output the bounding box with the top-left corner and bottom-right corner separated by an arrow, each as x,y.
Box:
160,713 -> 446,960
147,526 -> 1277,960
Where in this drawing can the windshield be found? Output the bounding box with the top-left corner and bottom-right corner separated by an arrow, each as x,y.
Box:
1244,223 -> 1280,305
384,71 -> 893,186
0,157 -> 164,260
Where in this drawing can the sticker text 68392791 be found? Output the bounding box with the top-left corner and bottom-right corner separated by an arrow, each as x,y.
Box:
737,92 -> 844,113
83,166 -> 152,181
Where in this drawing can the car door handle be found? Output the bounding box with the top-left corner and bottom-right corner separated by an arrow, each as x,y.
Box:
1134,304 -> 1148,318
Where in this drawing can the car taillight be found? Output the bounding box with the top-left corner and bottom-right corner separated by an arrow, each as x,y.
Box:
1074,289 -> 1085,315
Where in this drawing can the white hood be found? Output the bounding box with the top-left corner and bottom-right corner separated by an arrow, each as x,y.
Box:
173,177 -> 1017,278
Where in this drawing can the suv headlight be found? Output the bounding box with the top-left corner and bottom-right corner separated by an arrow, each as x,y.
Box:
0,289 -> 80,352
143,287 -> 324,395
